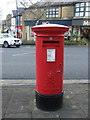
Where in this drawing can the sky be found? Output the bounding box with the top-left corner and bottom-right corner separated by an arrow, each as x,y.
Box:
0,0 -> 72,20
0,0 -> 86,20
0,0 -> 38,20
0,0 -> 16,19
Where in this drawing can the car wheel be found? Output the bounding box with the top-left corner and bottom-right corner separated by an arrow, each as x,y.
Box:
3,41 -> 9,48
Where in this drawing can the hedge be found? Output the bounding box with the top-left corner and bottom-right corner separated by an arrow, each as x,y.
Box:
22,40 -> 88,46
64,40 -> 88,45
22,40 -> 36,45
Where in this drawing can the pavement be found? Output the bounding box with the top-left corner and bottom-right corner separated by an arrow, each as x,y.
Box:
0,80 -> 89,119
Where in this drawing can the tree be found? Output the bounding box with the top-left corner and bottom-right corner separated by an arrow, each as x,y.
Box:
6,14 -> 11,28
19,0 -> 51,25
0,8 -> 2,33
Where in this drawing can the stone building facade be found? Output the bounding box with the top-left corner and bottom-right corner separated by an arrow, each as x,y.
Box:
22,7 -> 46,40
22,1 -> 90,40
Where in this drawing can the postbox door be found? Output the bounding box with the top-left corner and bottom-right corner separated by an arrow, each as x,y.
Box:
44,47 -> 63,95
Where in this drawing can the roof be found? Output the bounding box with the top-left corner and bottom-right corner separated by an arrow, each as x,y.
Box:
43,0 -> 89,2
28,0 -> 90,9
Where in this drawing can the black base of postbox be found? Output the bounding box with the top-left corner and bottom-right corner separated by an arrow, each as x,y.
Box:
36,91 -> 63,111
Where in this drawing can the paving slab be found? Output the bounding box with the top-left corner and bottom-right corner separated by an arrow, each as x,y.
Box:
1,83 -> 89,119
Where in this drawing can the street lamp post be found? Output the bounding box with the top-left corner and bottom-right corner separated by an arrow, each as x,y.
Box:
16,0 -> 18,38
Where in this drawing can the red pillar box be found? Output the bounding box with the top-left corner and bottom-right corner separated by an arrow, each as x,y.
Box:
32,24 -> 69,111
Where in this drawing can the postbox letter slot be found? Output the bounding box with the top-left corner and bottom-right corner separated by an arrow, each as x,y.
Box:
43,41 -> 59,44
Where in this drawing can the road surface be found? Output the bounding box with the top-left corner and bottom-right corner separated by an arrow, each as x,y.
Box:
1,45 -> 88,80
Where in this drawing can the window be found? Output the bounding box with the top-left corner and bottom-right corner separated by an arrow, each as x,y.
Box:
86,2 -> 90,6
0,36 -> 3,39
86,7 -> 88,11
86,7 -> 90,12
80,7 -> 84,11
76,8 -> 79,12
85,12 -> 90,16
80,12 -> 84,16
76,4 -> 79,7
80,3 -> 84,7
75,2 -> 90,17
75,13 -> 79,16
75,3 -> 85,17
46,8 -> 59,18
85,2 -> 90,17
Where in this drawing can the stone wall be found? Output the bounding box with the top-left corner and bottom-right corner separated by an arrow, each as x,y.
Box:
62,6 -> 74,18
22,8 -> 46,40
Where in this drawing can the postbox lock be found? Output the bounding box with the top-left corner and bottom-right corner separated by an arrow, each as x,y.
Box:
49,37 -> 53,40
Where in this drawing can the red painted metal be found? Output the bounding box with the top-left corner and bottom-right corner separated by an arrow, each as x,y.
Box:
32,24 -> 69,95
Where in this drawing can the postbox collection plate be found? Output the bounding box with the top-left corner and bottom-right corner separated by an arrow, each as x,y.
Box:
47,49 -> 55,62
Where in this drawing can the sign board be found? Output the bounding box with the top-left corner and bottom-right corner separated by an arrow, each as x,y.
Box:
83,20 -> 90,26
72,19 -> 90,26
47,49 -> 55,62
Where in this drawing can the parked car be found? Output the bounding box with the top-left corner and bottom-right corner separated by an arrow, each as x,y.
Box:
64,31 -> 71,40
0,33 -> 22,48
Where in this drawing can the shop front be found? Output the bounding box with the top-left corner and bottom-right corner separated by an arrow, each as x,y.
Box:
72,18 -> 90,39
24,19 -> 72,40
15,26 -> 22,39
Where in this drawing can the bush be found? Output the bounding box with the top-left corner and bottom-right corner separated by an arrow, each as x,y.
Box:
64,40 -> 88,45
1,30 -> 7,33
79,40 -> 88,45
22,39 -> 88,46
22,40 -> 36,45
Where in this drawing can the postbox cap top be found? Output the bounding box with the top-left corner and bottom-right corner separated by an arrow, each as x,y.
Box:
32,24 -> 68,29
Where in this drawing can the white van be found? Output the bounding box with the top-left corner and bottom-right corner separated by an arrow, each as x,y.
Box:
0,33 -> 22,48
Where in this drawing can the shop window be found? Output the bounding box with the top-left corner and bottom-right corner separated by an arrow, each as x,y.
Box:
46,8 -> 59,18
82,28 -> 90,40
